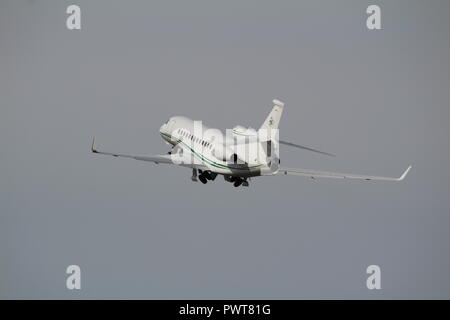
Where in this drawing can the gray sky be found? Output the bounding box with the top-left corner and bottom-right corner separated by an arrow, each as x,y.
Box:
1,0 -> 450,299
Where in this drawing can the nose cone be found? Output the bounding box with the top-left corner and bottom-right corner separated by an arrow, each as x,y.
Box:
159,123 -> 167,134
160,117 -> 174,140
159,121 -> 174,145
160,120 -> 171,136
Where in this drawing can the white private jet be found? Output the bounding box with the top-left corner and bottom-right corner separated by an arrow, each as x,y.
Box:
91,99 -> 411,187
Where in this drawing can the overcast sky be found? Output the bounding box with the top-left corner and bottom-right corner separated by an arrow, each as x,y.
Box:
1,0 -> 450,299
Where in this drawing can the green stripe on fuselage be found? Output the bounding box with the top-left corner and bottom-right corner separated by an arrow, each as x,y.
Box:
160,132 -> 262,171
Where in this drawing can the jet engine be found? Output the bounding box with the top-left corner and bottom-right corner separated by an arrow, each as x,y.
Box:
232,125 -> 257,137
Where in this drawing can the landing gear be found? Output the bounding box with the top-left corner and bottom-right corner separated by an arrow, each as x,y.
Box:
191,169 -> 198,182
233,179 -> 243,187
193,169 -> 218,184
224,176 -> 249,187
201,171 -> 217,181
197,170 -> 208,184
199,174 -> 208,184
194,171 -> 249,187
233,178 -> 249,187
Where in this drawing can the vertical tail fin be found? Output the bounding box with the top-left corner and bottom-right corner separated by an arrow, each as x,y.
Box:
260,99 -> 284,131
258,99 -> 283,174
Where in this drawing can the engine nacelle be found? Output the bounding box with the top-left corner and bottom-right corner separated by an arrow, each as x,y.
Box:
232,125 -> 257,137
212,145 -> 235,162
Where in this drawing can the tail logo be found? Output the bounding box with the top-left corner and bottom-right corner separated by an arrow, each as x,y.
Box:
268,117 -> 274,126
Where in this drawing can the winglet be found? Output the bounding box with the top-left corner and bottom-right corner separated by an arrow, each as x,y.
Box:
397,165 -> 412,181
91,137 -> 98,153
273,99 -> 285,108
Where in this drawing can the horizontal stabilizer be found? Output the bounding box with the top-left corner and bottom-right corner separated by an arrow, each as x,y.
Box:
279,140 -> 335,157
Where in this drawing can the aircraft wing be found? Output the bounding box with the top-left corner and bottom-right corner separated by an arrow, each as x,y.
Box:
277,166 -> 411,181
91,137 -> 173,164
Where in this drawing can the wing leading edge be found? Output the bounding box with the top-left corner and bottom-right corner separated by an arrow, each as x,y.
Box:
277,166 -> 411,181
